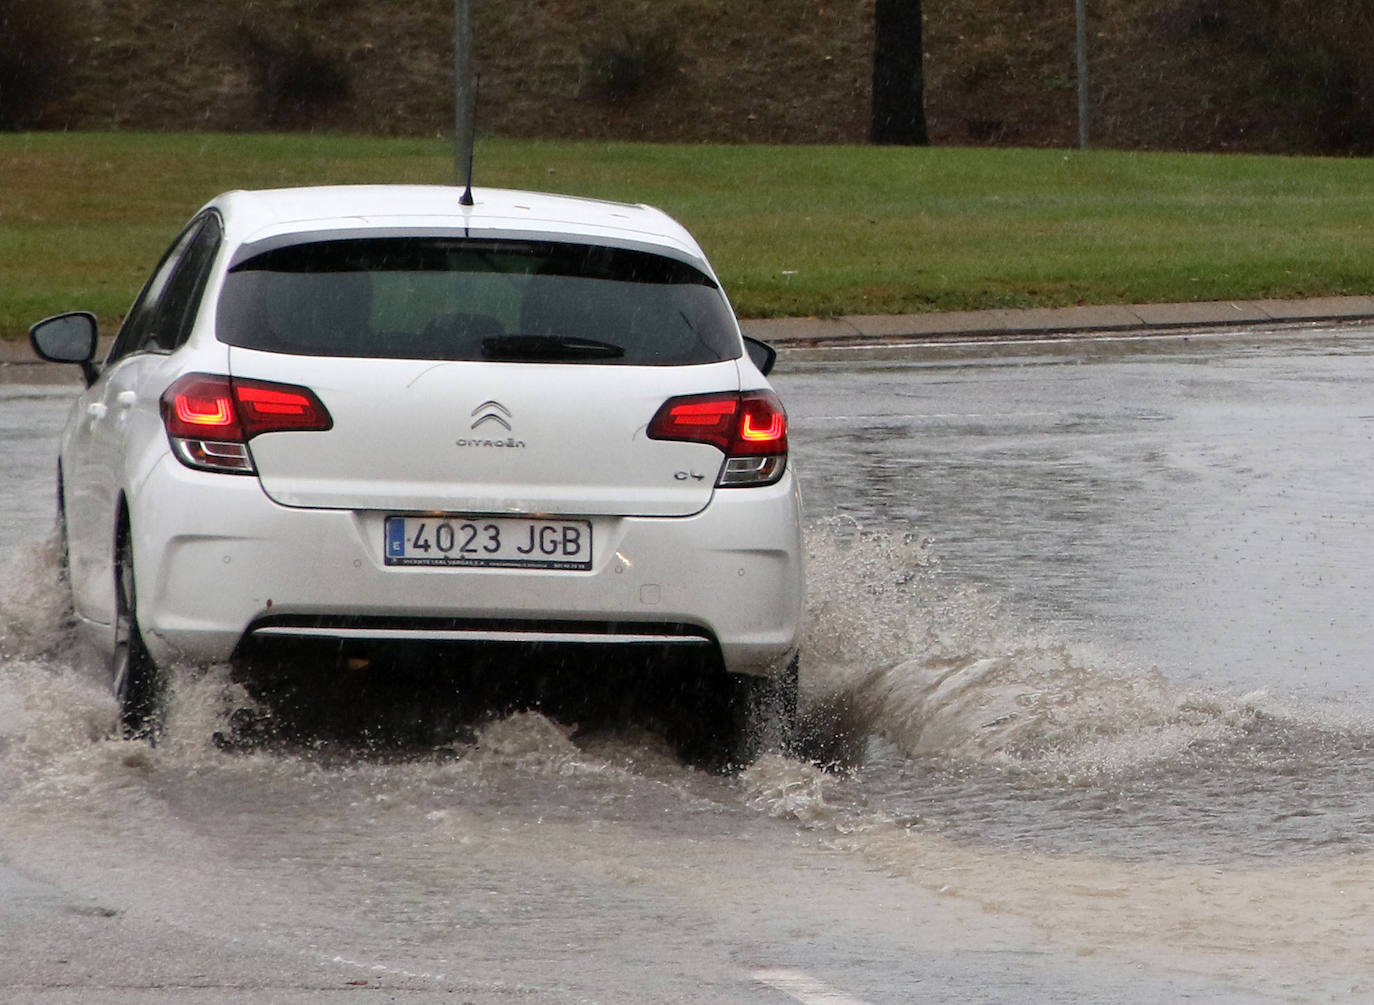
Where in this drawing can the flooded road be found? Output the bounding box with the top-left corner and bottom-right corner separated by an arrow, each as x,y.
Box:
4,327 -> 1374,1001
783,328 -> 1374,698
778,327 -> 1374,866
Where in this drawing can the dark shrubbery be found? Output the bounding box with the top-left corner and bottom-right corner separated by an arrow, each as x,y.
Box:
237,27 -> 353,127
582,24 -> 680,103
1264,4 -> 1374,153
228,0 -> 354,128
0,0 -> 75,130
1179,0 -> 1374,152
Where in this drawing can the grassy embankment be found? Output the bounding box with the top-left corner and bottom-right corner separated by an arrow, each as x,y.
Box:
4,132 -> 1374,338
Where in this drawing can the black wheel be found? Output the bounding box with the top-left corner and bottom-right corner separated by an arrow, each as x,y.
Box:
54,466 -> 75,625
679,653 -> 800,774
112,521 -> 164,741
55,466 -> 70,588
726,653 -> 800,771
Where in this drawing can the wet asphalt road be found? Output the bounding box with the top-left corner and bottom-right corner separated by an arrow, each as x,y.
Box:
6,325 -> 1374,1002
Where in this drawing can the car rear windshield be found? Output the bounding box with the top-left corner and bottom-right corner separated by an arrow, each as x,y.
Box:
216,237 -> 741,365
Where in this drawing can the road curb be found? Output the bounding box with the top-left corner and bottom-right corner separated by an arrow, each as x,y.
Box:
739,295 -> 1374,347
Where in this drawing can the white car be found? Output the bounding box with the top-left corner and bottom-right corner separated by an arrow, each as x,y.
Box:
30,185 -> 803,768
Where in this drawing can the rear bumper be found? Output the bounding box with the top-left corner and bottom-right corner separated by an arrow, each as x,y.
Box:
244,616 -> 716,647
131,455 -> 804,676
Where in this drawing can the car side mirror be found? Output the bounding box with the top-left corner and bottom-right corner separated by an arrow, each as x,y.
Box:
743,336 -> 777,376
30,312 -> 100,386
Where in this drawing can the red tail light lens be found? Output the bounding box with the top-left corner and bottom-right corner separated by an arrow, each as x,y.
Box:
232,380 -> 334,437
648,390 -> 788,486
164,375 -> 234,434
161,374 -> 331,473
737,396 -> 787,449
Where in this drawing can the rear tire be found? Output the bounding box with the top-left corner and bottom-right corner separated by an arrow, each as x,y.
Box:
729,653 -> 800,771
112,521 -> 164,741
54,466 -> 75,625
682,653 -> 799,774
55,466 -> 70,589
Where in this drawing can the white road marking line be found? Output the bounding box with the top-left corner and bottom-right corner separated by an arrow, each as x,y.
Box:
752,968 -> 871,1005
330,954 -> 446,982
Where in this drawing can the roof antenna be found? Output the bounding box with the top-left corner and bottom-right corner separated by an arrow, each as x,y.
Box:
454,0 -> 476,206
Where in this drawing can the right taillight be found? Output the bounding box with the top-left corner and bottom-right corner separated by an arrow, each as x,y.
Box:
160,373 -> 332,474
647,390 -> 788,487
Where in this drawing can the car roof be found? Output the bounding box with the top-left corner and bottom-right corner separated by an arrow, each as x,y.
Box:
206,185 -> 713,272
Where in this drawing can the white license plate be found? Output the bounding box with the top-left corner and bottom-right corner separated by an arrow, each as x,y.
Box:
384,515 -> 592,570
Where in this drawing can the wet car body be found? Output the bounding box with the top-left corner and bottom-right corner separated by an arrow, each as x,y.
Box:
31,185 -> 804,766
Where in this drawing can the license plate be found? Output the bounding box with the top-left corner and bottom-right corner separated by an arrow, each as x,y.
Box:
384,515 -> 593,570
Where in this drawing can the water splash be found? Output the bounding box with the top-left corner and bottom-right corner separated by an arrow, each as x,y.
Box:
0,529 -> 74,663
798,519 -> 1264,774
784,518 -> 1374,865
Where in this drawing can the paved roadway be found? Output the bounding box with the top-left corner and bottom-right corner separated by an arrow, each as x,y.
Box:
4,299 -> 1369,1003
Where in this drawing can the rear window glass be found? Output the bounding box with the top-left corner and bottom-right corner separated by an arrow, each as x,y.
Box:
216,237 -> 741,365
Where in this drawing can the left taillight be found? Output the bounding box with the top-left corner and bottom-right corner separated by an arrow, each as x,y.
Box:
647,390 -> 788,487
160,373 -> 332,474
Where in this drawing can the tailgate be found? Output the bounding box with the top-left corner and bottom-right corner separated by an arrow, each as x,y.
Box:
229,349 -> 739,517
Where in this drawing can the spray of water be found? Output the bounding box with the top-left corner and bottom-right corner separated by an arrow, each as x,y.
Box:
791,518 -> 1268,780
0,528 -> 74,663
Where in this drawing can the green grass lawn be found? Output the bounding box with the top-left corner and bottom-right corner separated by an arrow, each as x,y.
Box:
3,132 -> 1374,338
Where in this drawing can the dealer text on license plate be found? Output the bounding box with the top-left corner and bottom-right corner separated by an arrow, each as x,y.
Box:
384,516 -> 592,570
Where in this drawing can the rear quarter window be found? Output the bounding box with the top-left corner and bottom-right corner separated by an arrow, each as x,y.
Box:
216,237 -> 741,365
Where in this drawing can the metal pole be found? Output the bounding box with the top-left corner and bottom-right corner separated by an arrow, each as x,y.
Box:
1075,0 -> 1089,149
454,0 -> 475,197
